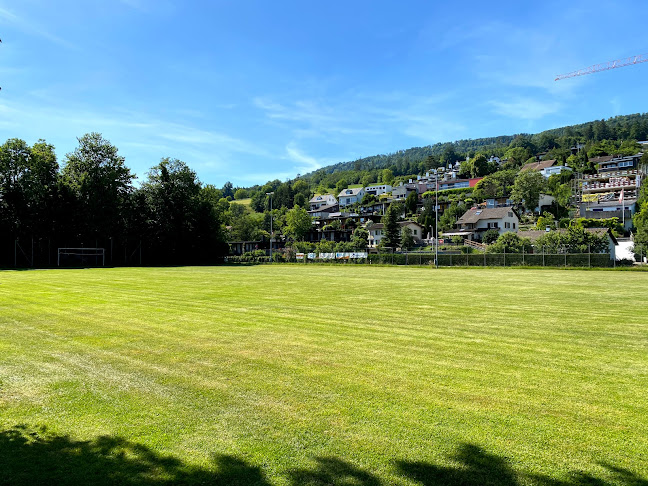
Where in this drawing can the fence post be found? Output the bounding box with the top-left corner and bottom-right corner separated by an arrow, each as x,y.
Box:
564,246 -> 567,269
588,244 -> 591,268
406,252 -> 408,266
484,249 -> 486,267
522,246 -> 525,266
503,246 -> 506,267
542,246 -> 545,267
465,251 -> 468,266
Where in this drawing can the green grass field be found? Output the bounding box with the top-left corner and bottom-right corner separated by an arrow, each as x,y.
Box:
1,266 -> 647,485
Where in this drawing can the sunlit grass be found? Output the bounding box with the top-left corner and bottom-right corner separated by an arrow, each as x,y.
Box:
1,266 -> 647,485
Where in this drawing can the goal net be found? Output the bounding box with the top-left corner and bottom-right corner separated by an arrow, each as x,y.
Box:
57,248 -> 105,267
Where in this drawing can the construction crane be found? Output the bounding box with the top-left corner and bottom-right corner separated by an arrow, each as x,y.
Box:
555,53 -> 648,81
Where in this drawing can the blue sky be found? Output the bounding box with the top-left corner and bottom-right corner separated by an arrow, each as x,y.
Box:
1,0 -> 647,187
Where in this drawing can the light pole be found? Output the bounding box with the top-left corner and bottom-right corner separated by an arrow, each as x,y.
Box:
266,192 -> 274,260
435,177 -> 439,268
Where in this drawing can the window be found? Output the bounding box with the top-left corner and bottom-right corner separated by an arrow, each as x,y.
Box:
413,229 -> 418,235
513,223 -> 516,229
505,222 -> 510,228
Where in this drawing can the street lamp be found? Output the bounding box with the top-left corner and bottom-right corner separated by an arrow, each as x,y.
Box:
266,192 -> 274,260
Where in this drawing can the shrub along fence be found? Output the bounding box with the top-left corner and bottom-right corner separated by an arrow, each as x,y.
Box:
227,250 -> 615,267
371,251 -> 615,268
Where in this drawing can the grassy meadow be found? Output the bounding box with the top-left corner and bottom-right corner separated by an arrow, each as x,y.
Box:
0,265 -> 647,485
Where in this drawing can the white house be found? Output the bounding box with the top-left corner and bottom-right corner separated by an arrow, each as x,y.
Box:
367,221 -> 425,248
536,194 -> 556,213
338,187 -> 366,207
309,194 -> 337,210
452,207 -> 520,241
540,165 -> 571,178
364,184 -> 392,196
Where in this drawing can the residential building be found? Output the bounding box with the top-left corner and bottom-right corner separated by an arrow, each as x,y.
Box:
592,154 -> 642,173
308,203 -> 339,219
438,177 -> 483,191
364,184 -> 392,196
536,194 -> 556,213
450,207 -> 519,241
485,197 -> 512,208
309,194 -> 337,210
338,187 -> 366,207
540,165 -> 570,178
367,221 -> 425,248
392,182 -> 417,199
521,159 -> 558,173
578,162 -> 644,230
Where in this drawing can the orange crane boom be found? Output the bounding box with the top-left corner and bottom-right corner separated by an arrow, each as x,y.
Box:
555,53 -> 648,81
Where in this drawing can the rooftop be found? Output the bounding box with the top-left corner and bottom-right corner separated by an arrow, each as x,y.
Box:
521,159 -> 557,172
457,207 -> 517,224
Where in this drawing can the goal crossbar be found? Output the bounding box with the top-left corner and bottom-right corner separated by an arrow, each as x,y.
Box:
58,248 -> 105,266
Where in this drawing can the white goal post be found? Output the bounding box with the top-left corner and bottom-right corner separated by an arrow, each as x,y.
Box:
57,248 -> 105,266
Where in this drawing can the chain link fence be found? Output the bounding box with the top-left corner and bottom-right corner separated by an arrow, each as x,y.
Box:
366,251 -> 614,268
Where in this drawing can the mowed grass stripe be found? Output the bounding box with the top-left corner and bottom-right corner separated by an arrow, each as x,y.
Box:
1,265 -> 647,485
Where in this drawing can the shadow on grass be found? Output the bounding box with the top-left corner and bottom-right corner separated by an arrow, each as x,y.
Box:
287,456 -> 381,486
0,425 -> 269,486
396,443 -> 648,486
2,427 -> 646,486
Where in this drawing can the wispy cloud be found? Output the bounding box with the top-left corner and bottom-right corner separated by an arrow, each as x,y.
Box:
490,98 -> 562,120
254,90 -> 464,145
285,142 -> 323,173
0,96 -> 269,179
0,5 -> 77,49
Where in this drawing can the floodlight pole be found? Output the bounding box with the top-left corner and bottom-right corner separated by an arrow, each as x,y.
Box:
435,177 -> 439,268
266,192 -> 274,260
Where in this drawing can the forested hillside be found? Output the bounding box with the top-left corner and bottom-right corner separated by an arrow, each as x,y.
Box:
301,113 -> 648,179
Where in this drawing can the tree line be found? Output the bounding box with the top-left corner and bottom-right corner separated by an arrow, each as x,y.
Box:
0,133 -> 229,267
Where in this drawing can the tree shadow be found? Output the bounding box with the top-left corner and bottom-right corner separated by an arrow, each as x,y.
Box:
2,427 -> 646,486
396,443 -> 648,486
287,456 -> 381,486
396,443 -> 518,486
0,425 -> 270,486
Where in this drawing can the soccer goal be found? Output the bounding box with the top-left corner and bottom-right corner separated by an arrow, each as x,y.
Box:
57,248 -> 105,267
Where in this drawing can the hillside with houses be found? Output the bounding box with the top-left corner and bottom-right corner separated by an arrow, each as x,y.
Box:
225,114 -> 648,265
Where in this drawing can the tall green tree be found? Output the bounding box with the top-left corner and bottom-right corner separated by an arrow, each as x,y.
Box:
405,190 -> 418,214
0,138 -> 58,237
351,227 -> 369,250
284,205 -> 312,241
511,170 -> 545,212
401,227 -> 415,250
140,158 -> 226,262
472,170 -> 517,201
62,133 -> 134,240
380,202 -> 403,249
632,201 -> 648,258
